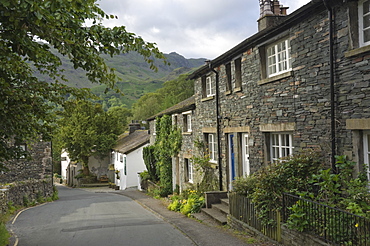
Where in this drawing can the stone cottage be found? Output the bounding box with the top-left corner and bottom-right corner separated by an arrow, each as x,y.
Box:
180,0 -> 370,191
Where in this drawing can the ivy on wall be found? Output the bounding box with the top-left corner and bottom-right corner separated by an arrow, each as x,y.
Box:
143,115 -> 182,197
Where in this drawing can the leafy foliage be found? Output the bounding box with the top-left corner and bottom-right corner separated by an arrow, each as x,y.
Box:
143,145 -> 159,182
232,150 -> 323,225
132,74 -> 194,120
0,0 -> 166,169
153,115 -> 182,196
56,100 -> 124,175
168,189 -> 205,217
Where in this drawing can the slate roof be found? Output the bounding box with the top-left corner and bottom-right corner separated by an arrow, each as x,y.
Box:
113,130 -> 150,154
147,95 -> 195,121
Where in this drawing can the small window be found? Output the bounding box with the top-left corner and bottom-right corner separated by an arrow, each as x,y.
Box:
206,77 -> 214,97
172,114 -> 178,125
359,0 -> 370,47
266,39 -> 291,77
234,58 -> 242,89
202,75 -> 215,98
363,131 -> 370,182
16,144 -> 27,159
182,111 -> 192,132
120,154 -> 123,163
225,63 -> 232,92
184,158 -> 193,183
270,133 -> 293,162
205,133 -> 217,163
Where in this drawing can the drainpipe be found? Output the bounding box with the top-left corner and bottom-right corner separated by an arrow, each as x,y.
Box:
322,0 -> 337,172
206,61 -> 223,191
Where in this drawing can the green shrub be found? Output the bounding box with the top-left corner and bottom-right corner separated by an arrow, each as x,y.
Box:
0,222 -> 10,246
167,189 -> 205,217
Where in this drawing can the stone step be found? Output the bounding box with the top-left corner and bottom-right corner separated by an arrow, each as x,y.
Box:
220,198 -> 229,206
200,207 -> 228,225
212,203 -> 229,216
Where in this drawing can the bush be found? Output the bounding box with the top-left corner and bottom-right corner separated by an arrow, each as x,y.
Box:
168,189 -> 205,217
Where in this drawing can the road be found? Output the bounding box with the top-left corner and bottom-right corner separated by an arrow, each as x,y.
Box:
9,186 -> 195,246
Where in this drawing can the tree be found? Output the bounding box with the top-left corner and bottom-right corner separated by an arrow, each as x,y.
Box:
56,100 -> 123,176
131,74 -> 194,121
0,0 -> 166,168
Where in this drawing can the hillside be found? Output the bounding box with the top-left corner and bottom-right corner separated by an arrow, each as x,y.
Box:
38,50 -> 206,107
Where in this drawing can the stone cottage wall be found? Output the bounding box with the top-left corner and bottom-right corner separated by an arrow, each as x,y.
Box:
192,3 -> 370,190
0,141 -> 52,184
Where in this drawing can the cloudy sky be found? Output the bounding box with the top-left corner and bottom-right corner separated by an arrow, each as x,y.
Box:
95,0 -> 311,59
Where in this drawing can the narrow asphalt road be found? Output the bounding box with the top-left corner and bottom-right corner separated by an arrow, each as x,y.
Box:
8,185 -> 195,246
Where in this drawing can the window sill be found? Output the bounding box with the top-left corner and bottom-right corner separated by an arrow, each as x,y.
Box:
182,132 -> 192,135
344,45 -> 370,58
201,95 -> 215,102
258,70 -> 293,85
209,161 -> 218,169
233,87 -> 242,93
225,90 -> 232,96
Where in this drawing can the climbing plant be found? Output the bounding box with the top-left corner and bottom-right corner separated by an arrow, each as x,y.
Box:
153,115 -> 182,197
191,138 -> 219,192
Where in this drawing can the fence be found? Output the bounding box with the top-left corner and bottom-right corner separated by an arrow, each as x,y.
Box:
283,193 -> 370,246
229,192 -> 281,242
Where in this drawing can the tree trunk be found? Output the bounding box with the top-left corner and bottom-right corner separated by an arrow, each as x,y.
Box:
82,156 -> 90,176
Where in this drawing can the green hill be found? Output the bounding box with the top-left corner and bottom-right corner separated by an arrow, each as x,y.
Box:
38,50 -> 206,107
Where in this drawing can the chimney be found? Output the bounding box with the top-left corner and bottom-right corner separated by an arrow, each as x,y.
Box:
258,0 -> 289,32
129,120 -> 141,134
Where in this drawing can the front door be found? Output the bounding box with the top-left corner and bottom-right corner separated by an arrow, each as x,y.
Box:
229,134 -> 236,190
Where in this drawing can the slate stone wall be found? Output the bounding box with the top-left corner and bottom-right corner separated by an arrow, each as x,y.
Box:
0,179 -> 54,213
0,141 -> 53,184
192,3 -> 370,190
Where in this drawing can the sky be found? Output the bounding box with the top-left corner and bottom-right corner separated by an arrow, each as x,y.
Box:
95,0 -> 311,59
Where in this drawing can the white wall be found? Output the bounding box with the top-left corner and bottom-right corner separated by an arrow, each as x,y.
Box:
113,144 -> 148,190
60,150 -> 70,181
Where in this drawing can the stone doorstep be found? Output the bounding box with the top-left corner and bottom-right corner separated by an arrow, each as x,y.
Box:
200,207 -> 228,225
212,203 -> 229,216
79,183 -> 110,187
220,198 -> 229,206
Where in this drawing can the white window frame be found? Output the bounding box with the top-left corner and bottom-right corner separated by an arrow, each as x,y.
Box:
241,133 -> 250,176
363,131 -> 370,183
182,111 -> 192,132
267,39 -> 291,77
270,133 -> 293,162
359,0 -> 370,47
206,76 -> 215,97
185,158 -> 193,183
207,133 -> 217,163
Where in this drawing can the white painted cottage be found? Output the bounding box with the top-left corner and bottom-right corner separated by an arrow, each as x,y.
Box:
111,123 -> 149,190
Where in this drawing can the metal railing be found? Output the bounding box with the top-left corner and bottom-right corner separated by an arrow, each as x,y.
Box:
283,193 -> 370,246
229,193 -> 281,242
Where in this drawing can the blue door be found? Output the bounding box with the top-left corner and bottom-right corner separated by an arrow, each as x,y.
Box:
229,134 -> 236,190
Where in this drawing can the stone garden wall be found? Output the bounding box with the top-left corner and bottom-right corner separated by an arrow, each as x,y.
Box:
0,179 -> 54,214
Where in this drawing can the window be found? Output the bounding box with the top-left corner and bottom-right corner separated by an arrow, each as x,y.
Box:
182,111 -> 192,132
202,75 -> 215,98
16,144 -> 27,159
184,158 -> 193,183
225,63 -> 232,92
270,133 -> 293,162
363,131 -> 370,182
234,58 -> 242,89
172,114 -> 178,125
206,133 -> 217,163
359,0 -> 370,47
266,39 -> 291,77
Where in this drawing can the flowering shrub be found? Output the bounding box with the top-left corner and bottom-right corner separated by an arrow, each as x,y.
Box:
168,189 -> 205,217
